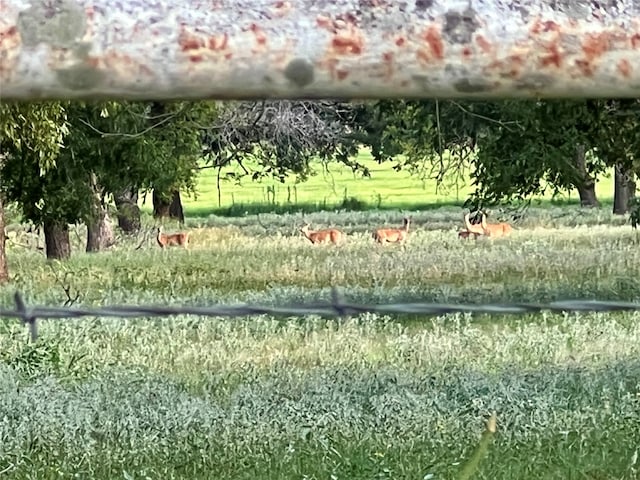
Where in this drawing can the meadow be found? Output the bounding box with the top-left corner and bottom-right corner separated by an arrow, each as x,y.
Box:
139,149 -> 619,217
1,204 -> 639,479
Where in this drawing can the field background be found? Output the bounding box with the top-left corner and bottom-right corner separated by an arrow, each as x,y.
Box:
140,149 -> 618,218
1,155 -> 638,479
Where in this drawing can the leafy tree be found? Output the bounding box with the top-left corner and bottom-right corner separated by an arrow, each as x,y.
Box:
469,99 -> 640,217
0,99 -> 213,261
144,101 -> 210,224
469,100 -> 607,208
361,99 -> 639,215
359,99 -> 491,190
586,99 -> 640,214
63,100 -> 215,239
0,101 -> 70,261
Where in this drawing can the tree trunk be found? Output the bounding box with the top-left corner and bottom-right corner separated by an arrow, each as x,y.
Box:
574,144 -> 600,208
0,153 -> 9,283
149,102 -> 186,224
154,189 -> 185,223
44,219 -> 71,260
114,186 -> 141,234
577,182 -> 599,208
153,189 -> 171,219
613,163 -> 636,215
0,195 -> 9,284
87,210 -> 115,252
169,190 -> 185,224
86,172 -> 116,252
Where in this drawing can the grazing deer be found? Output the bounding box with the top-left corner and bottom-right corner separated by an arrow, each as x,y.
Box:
480,213 -> 512,238
156,226 -> 189,249
373,217 -> 411,244
300,224 -> 344,245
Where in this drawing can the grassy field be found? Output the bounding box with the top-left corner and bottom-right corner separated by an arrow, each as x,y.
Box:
140,150 -> 618,217
0,205 -> 639,479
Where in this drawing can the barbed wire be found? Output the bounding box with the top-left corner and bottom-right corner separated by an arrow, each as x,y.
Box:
3,290 -> 640,342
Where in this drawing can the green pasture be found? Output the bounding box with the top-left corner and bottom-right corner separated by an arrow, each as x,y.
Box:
0,206 -> 639,479
140,149 -> 617,217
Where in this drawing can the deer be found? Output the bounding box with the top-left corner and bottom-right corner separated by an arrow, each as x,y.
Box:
462,212 -> 486,237
372,217 -> 411,244
300,223 -> 344,245
462,211 -> 512,238
156,226 -> 189,249
480,212 -> 513,238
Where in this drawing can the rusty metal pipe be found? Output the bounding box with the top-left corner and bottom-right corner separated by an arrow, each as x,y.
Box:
1,0 -> 640,101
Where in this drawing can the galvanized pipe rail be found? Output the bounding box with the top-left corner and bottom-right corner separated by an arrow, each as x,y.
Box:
1,0 -> 640,101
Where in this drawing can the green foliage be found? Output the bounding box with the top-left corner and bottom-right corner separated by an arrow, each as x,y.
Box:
0,101 -> 69,173
363,98 -> 640,212
588,99 -> 640,174
0,100 -> 216,230
630,197 -> 640,229
361,99 -> 490,184
347,100 -> 405,166
472,100 -> 600,202
0,102 -> 77,225
2,144 -> 94,225
64,100 -> 215,200
466,99 -> 640,211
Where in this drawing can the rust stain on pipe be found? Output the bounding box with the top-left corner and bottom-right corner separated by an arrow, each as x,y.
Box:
1,0 -> 640,100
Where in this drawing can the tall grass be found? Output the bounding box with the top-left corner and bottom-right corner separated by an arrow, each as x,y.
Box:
0,205 -> 638,479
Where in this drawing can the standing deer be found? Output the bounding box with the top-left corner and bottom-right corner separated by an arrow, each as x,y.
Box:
461,211 -> 512,238
300,224 -> 345,245
462,212 -> 486,238
156,226 -> 189,249
373,217 -> 411,244
480,212 -> 512,238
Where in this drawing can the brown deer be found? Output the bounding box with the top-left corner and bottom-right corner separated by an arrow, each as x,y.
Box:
462,212 -> 486,237
373,217 -> 411,244
480,212 -> 512,238
156,226 -> 189,249
462,211 -> 512,238
300,224 -> 344,245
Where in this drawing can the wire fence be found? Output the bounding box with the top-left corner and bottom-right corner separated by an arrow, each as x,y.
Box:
3,290 -> 640,342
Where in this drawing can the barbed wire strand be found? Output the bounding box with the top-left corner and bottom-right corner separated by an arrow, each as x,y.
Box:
2,290 -> 640,342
